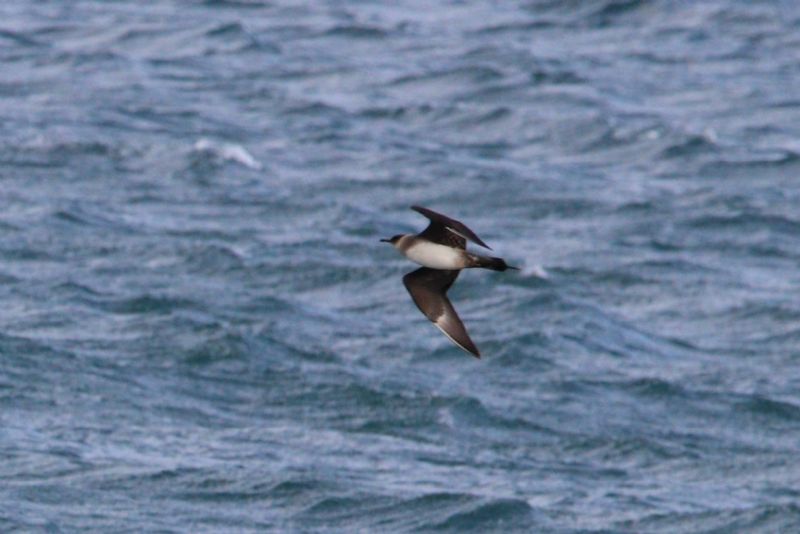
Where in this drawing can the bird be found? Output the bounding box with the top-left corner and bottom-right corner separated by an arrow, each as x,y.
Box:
381,206 -> 517,358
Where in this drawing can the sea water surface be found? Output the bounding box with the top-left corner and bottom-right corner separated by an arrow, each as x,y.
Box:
2,1 -> 800,532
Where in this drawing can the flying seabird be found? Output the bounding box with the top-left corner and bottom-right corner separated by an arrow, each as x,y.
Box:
381,206 -> 517,358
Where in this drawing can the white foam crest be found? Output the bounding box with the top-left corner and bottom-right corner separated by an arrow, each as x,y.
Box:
193,138 -> 263,170
523,263 -> 549,279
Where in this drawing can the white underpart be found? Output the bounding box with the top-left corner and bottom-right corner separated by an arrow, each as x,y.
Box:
404,241 -> 463,270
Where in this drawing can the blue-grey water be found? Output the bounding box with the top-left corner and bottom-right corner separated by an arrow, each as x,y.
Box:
2,1 -> 800,532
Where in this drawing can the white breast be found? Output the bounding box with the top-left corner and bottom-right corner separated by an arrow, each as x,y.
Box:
404,241 -> 464,270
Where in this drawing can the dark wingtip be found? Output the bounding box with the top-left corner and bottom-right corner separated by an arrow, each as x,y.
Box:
465,343 -> 481,358
454,338 -> 481,359
462,345 -> 481,358
473,235 -> 492,250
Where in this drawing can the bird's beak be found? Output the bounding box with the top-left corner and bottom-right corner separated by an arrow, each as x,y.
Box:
380,238 -> 390,243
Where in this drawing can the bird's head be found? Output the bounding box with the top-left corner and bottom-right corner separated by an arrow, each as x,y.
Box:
380,234 -> 404,247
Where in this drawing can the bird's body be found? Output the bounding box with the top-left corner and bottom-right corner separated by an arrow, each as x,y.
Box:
382,206 -> 517,358
401,238 -> 467,270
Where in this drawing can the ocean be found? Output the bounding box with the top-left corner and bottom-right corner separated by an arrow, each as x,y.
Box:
2,0 -> 800,531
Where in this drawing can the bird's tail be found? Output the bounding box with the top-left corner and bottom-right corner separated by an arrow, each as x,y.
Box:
469,255 -> 519,272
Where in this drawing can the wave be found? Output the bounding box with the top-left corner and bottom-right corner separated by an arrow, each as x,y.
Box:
627,503 -> 800,533
191,138 -> 262,170
659,133 -> 719,159
90,293 -> 202,316
430,498 -> 536,531
324,25 -> 389,40
0,28 -> 45,47
736,395 -> 800,422
296,492 -> 536,532
685,213 -> 800,234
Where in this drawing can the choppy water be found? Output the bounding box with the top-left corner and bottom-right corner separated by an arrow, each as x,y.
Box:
2,1 -> 800,532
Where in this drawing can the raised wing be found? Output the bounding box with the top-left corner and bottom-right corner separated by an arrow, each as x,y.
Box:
411,206 -> 492,250
402,267 -> 480,358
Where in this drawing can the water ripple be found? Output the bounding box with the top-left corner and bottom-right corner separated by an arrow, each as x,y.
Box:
2,0 -> 800,531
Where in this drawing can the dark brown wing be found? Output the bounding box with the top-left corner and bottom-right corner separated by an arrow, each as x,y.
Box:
402,267 -> 480,358
411,206 -> 492,250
